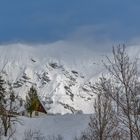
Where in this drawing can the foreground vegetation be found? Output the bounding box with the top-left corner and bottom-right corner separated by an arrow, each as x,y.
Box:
76,45 -> 140,140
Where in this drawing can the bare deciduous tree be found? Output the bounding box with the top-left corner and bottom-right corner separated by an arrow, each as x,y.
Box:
0,81 -> 21,138
23,129 -> 46,140
75,92 -> 121,140
100,45 -> 140,140
76,45 -> 140,140
23,129 -> 64,140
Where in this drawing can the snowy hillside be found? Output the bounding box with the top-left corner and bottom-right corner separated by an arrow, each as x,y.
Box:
0,43 -> 105,114
12,114 -> 90,140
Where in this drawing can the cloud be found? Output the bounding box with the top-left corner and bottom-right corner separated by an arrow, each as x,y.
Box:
0,29 -> 140,80
63,24 -> 126,52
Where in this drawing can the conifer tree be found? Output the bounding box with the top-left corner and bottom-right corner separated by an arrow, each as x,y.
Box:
25,86 -> 40,117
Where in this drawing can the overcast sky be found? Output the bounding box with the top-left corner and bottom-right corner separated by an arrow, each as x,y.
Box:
0,0 -> 140,48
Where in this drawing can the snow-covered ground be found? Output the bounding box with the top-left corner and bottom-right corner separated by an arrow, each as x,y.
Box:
12,114 -> 90,140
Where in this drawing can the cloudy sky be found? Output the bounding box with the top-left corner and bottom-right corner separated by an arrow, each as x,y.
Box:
0,0 -> 140,48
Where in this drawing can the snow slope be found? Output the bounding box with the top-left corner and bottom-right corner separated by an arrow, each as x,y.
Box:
12,114 -> 90,140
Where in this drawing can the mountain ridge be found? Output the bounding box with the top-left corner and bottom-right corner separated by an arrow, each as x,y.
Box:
0,44 -> 103,114
0,43 -> 139,114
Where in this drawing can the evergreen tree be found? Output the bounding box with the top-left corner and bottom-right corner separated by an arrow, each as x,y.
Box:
25,86 -> 40,117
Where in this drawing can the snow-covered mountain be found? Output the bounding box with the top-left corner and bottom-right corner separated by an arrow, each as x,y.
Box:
0,43 -> 139,115
0,43 -> 106,114
0,44 -> 105,114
